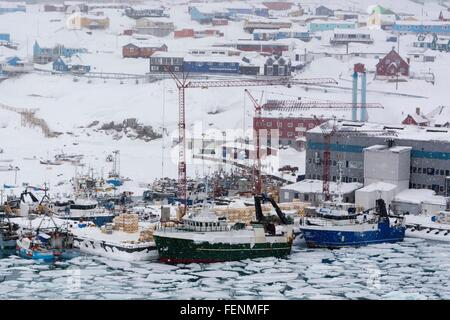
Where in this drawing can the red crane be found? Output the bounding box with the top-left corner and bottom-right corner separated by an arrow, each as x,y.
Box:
313,118 -> 398,201
166,70 -> 337,216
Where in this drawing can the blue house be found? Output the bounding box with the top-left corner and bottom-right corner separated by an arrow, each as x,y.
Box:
53,56 -> 91,74
0,33 -> 10,43
393,21 -> 450,35
189,6 -> 234,24
0,56 -> 32,74
183,56 -> 240,74
33,41 -> 87,64
253,29 -> 311,41
309,21 -> 356,32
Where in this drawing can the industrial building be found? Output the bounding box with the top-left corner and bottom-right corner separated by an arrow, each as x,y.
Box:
305,121 -> 450,199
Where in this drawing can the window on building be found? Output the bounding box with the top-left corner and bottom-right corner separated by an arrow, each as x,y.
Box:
304,194 -> 309,201
267,66 -> 273,75
440,170 -> 445,175
427,168 -> 435,175
418,168 -> 422,174
266,122 -> 272,127
150,66 -> 159,71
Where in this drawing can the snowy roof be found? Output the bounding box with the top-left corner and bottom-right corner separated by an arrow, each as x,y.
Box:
357,182 -> 397,192
234,39 -> 292,46
281,179 -> 362,195
394,189 -> 447,206
333,29 -> 371,35
124,40 -> 165,48
309,19 -> 355,25
426,106 -> 450,126
58,55 -> 87,66
406,112 -> 429,124
150,51 -> 185,58
128,4 -> 164,10
253,27 -> 309,33
309,120 -> 450,143
183,54 -> 241,63
407,49 -> 437,57
364,144 -> 412,153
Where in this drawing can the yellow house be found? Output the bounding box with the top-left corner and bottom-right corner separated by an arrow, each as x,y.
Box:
66,12 -> 110,30
367,5 -> 397,29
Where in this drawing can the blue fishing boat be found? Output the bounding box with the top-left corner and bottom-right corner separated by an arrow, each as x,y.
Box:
16,214 -> 76,261
299,199 -> 405,248
16,236 -> 62,261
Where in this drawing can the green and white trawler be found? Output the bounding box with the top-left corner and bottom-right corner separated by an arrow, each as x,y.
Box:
153,194 -> 294,264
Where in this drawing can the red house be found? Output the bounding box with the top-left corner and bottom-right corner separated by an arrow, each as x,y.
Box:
402,108 -> 429,126
212,19 -> 228,26
376,49 -> 410,79
174,28 -> 195,38
122,42 -> 168,58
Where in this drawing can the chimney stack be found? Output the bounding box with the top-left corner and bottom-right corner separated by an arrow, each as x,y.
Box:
416,107 -> 421,115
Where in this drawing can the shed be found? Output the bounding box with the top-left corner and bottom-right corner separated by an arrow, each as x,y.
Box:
279,179 -> 362,204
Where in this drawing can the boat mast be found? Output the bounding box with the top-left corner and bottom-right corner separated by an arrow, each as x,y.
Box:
334,160 -> 344,204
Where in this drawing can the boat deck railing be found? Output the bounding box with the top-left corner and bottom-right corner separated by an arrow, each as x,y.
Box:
300,216 -> 379,227
155,224 -> 229,233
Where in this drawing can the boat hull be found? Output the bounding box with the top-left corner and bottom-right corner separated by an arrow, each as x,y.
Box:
73,237 -> 158,262
154,234 -> 292,264
16,247 -> 62,261
300,222 -> 405,248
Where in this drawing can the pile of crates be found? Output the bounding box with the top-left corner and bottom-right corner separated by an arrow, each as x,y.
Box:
113,213 -> 139,233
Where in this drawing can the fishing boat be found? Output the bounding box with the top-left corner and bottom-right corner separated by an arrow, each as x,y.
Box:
299,199 -> 406,248
16,215 -> 75,261
153,194 -> 294,264
53,198 -> 115,226
71,222 -> 158,262
0,214 -> 19,250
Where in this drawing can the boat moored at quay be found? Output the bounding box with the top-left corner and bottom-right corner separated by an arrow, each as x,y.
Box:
153,194 -> 294,263
299,199 -> 406,248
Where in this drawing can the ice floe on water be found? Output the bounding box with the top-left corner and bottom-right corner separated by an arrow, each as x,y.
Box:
1,240 -> 450,299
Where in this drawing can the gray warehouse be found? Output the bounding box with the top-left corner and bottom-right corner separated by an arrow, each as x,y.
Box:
305,120 -> 450,196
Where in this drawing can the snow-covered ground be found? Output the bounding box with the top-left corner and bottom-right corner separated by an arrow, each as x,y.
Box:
1,0 -> 450,197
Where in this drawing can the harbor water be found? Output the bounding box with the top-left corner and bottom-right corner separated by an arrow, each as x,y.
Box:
1,237 -> 450,299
